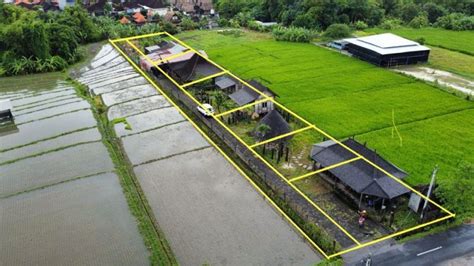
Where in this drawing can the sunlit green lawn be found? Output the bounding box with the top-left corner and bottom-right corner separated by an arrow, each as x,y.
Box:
176,29 -> 474,186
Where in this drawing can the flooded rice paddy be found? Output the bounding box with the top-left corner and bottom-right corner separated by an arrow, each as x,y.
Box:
0,72 -> 149,264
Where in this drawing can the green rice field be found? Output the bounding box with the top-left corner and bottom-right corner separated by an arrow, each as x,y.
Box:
368,27 -> 474,55
177,30 -> 474,186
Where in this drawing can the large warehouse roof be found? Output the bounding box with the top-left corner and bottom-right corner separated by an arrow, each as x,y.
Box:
345,33 -> 429,55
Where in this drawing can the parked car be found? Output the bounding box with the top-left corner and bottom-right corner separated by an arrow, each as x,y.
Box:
197,103 -> 215,117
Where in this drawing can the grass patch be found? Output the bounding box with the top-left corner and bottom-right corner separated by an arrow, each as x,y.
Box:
427,46 -> 474,79
176,30 -> 474,188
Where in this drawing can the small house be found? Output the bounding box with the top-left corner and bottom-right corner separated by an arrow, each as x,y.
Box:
229,80 -> 276,115
311,138 -> 410,208
172,0 -> 213,16
215,76 -> 236,94
344,33 -> 430,67
254,109 -> 291,144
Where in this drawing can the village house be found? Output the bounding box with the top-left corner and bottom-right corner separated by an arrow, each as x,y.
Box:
254,109 -> 291,143
228,80 -> 277,115
310,138 -> 410,209
172,0 -> 213,16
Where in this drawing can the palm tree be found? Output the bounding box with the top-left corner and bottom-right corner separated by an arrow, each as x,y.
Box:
209,90 -> 227,113
255,124 -> 271,142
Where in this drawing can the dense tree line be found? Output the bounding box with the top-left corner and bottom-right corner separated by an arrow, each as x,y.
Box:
0,3 -> 178,76
215,0 -> 474,31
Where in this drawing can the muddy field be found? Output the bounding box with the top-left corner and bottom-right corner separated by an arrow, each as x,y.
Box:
79,44 -> 320,265
0,72 -> 149,264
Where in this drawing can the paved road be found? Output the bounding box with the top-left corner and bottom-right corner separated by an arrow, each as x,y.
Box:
346,224 -> 474,266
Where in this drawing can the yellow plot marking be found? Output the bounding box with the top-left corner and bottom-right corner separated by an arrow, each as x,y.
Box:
153,50 -> 193,65
111,32 -> 166,43
310,124 -> 455,217
289,157 -> 363,183
111,33 -> 456,257
181,71 -> 228,88
109,39 -> 330,259
250,125 -> 313,148
214,97 -> 273,118
327,213 -> 454,259
164,32 -> 273,99
124,40 -> 206,110
269,95 -> 455,216
211,114 -> 362,246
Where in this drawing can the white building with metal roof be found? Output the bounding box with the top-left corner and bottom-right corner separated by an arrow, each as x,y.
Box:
344,33 -> 430,67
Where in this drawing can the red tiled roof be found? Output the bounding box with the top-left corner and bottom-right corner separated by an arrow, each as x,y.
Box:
120,16 -> 130,24
134,12 -> 147,23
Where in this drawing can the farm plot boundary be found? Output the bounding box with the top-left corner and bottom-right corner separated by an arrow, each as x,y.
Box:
110,32 -> 455,259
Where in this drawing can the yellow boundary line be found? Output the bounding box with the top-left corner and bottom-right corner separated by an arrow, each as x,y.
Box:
111,32 -> 166,43
153,50 -> 193,65
327,213 -> 454,258
289,157 -> 363,183
211,115 -> 362,245
270,99 -> 455,216
124,38 -> 361,246
124,40 -> 206,110
214,97 -> 273,118
163,32 -> 274,100
182,71 -> 228,88
111,33 -> 455,258
109,39 -> 331,259
250,125 -> 313,148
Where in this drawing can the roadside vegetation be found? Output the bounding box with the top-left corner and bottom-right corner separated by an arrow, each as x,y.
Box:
176,29 -> 474,221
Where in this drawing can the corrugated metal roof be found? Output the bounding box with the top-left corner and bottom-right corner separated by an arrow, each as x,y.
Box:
344,33 -> 430,55
311,139 -> 410,199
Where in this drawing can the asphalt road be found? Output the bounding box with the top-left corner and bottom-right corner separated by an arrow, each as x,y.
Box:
347,224 -> 474,266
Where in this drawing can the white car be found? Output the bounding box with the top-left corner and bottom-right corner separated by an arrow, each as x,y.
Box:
197,103 -> 215,117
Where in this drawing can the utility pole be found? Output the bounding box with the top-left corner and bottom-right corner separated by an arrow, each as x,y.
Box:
421,165 -> 438,220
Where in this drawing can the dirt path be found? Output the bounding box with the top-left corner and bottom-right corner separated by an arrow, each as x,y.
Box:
394,66 -> 474,97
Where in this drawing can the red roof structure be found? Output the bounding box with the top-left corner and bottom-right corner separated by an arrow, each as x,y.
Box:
133,12 -> 147,24
120,16 -> 131,24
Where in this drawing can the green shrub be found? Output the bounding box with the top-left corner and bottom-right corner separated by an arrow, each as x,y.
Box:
229,18 -> 241,28
248,20 -> 265,32
409,15 -> 429,29
436,162 -> 474,221
180,17 -> 198,31
435,13 -> 474,30
272,26 -> 315,43
380,18 -> 402,30
415,37 -> 426,45
323,24 -> 352,39
217,18 -> 230,27
354,20 -> 368,30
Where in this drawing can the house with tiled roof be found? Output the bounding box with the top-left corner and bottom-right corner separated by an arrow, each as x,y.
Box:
172,0 -> 213,15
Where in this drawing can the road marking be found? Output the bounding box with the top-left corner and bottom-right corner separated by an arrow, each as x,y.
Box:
417,246 -> 443,256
